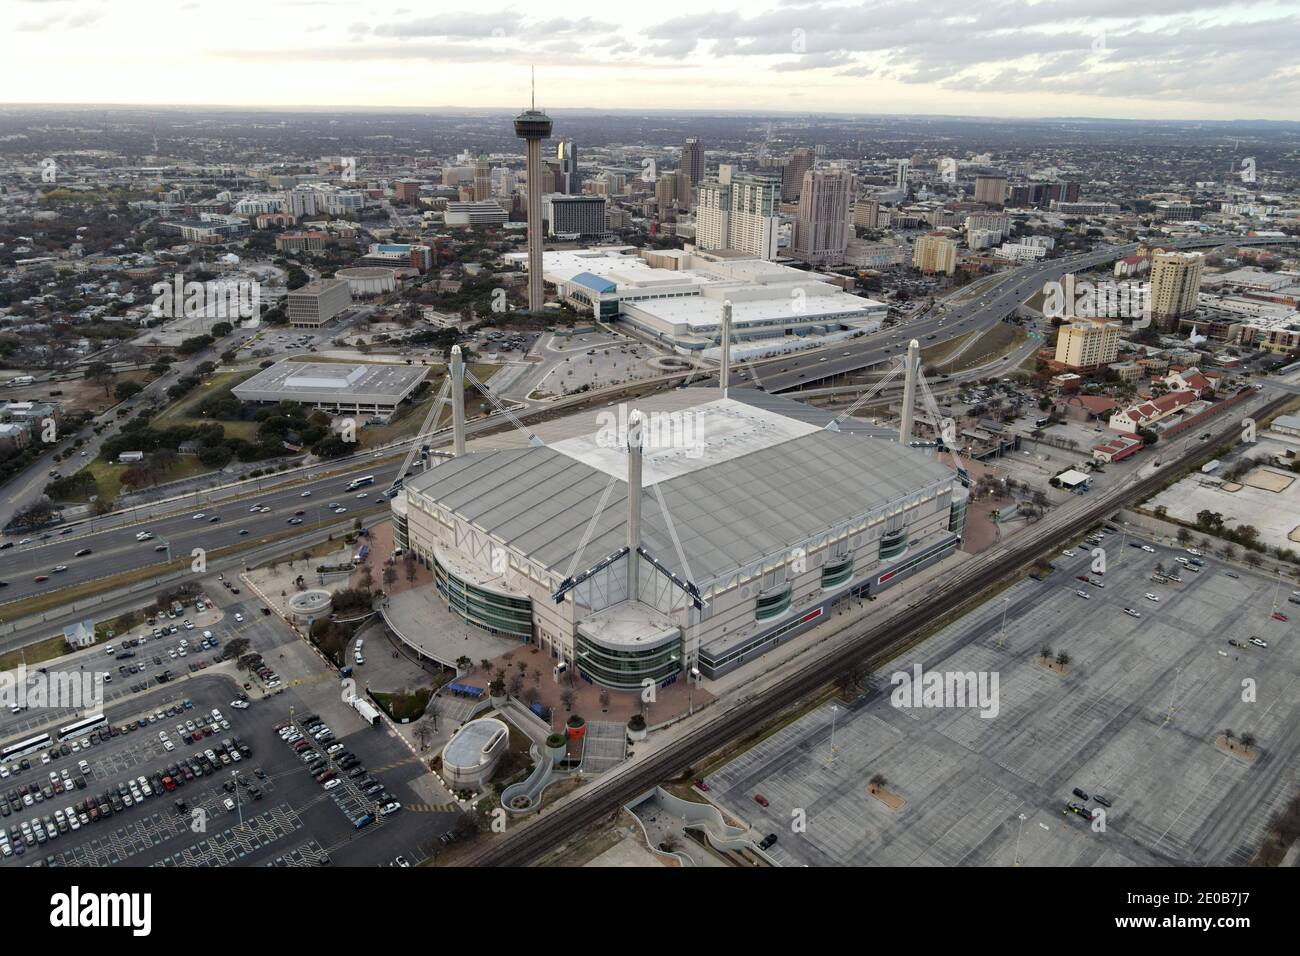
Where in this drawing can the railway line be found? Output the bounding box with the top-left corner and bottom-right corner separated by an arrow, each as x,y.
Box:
460,392 -> 1290,867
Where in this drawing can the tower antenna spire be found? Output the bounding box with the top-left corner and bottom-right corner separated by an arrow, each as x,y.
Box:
531,66 -> 535,110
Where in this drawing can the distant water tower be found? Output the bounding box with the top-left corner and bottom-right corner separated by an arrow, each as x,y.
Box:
514,73 -> 552,314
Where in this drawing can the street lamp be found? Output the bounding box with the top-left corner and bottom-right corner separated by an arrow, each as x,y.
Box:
231,769 -> 244,831
1013,812 -> 1027,866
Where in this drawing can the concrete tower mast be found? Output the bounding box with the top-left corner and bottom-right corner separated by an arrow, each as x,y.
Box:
513,69 -> 552,313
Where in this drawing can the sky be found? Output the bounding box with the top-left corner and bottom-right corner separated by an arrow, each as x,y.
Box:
3,0 -> 1299,121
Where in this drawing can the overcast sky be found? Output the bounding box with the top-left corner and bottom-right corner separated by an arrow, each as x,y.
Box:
3,0 -> 1298,120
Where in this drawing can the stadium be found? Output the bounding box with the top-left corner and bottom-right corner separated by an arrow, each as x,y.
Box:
392,374 -> 969,692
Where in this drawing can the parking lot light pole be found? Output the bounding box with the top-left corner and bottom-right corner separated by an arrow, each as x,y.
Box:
231,769 -> 244,831
1014,812 -> 1027,866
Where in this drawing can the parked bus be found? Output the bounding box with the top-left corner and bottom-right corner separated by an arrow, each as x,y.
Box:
346,474 -> 375,492
57,713 -> 107,741
0,731 -> 52,762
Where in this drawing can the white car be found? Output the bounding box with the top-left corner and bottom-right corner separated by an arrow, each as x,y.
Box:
356,492 -> 368,499
163,740 -> 174,752
1140,545 -> 1156,553
300,491 -> 312,498
323,778 -> 342,790
1062,550 -> 1076,558
192,513 -> 205,520
158,731 -> 169,741
223,797 -> 236,812
1187,548 -> 1202,556
234,613 -> 244,623
1075,589 -> 1090,599
230,699 -> 249,710
203,630 -> 213,640
1144,593 -> 1160,602
249,505 -> 262,513
1250,638 -> 1268,648
1124,608 -> 1141,618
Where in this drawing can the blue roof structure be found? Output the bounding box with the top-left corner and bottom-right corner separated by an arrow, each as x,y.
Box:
570,272 -> 616,294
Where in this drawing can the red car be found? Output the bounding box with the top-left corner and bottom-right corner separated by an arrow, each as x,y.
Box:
694,778 -> 710,792
1272,611 -> 1288,622
754,793 -> 769,808
162,776 -> 176,792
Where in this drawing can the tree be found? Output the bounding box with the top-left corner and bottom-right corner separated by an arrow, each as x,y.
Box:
114,380 -> 143,401
1040,644 -> 1053,661
412,717 -> 437,751
1176,527 -> 1192,545
85,361 -> 115,396
560,688 -> 576,711
868,773 -> 888,794
1240,732 -> 1257,752
479,657 -> 492,672
1223,728 -> 1235,749
598,689 -> 610,712
455,655 -> 471,673
1056,651 -> 1071,667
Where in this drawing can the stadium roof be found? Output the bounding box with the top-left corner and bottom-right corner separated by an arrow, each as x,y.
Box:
405,396 -> 956,585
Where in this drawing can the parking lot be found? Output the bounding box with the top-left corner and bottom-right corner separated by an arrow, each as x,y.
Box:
704,529 -> 1300,867
0,577 -> 459,867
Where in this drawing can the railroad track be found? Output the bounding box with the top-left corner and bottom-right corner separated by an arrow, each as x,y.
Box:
461,394 -> 1290,867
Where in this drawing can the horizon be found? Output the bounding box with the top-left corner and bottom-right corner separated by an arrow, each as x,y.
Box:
2,0 -> 1298,121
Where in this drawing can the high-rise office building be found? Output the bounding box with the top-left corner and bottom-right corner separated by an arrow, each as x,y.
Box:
853,199 -> 882,229
557,139 -> 579,194
696,169 -> 780,259
895,159 -> 911,191
682,137 -> 704,190
781,147 -> 815,202
654,173 -> 677,216
912,234 -> 957,275
473,154 -> 491,202
674,169 -> 692,211
974,174 -> 1008,205
1149,251 -> 1204,325
791,166 -> 856,265
1054,319 -> 1121,370
514,91 -> 553,313
543,194 -> 608,239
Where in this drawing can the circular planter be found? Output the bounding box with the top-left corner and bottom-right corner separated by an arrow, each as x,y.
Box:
566,716 -> 586,741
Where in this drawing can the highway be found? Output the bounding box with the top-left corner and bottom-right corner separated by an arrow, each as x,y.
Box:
759,234 -> 1299,394
0,460 -> 400,605
459,388 -> 1289,866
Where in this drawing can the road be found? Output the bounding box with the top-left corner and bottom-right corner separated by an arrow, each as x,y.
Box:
759,234 -> 1299,394
0,325 -> 263,531
0,462 -> 398,605
458,388 -> 1288,866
